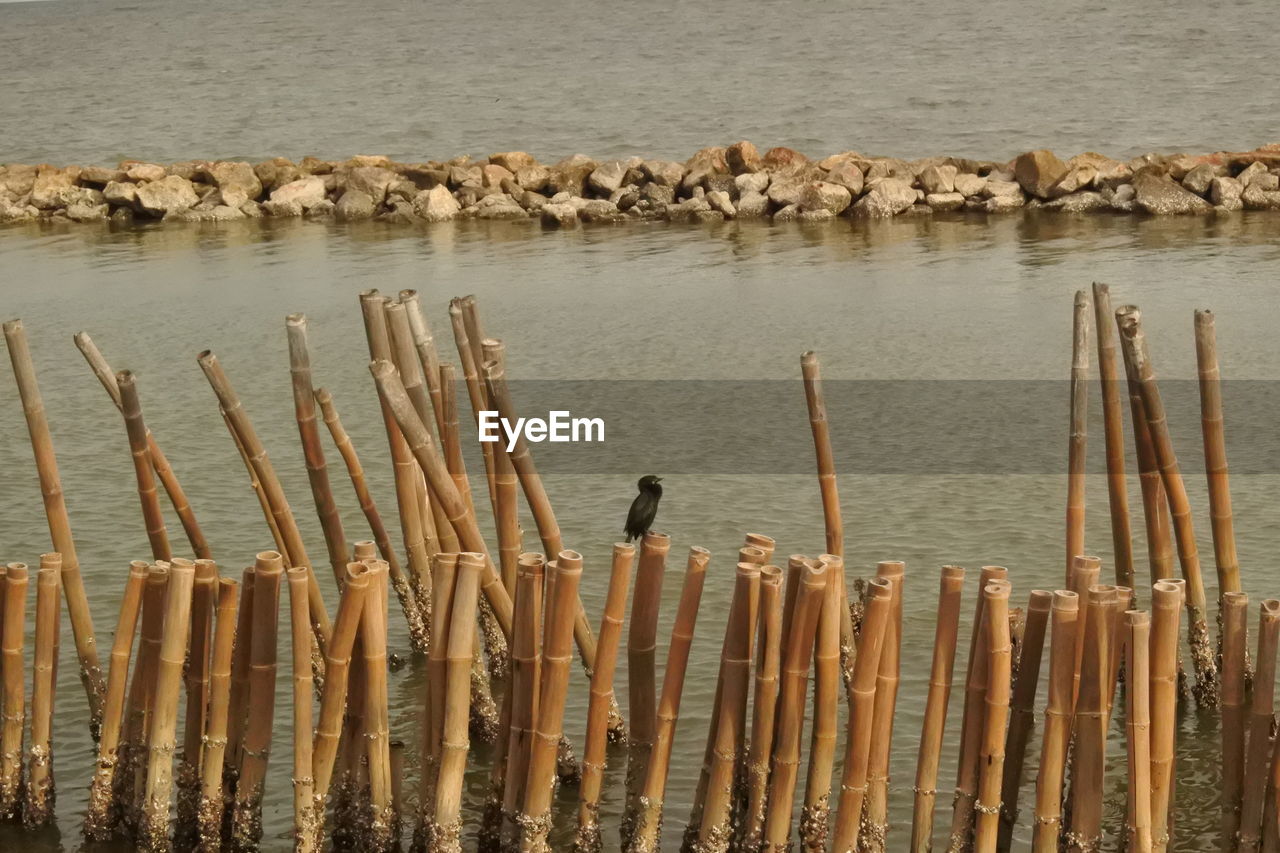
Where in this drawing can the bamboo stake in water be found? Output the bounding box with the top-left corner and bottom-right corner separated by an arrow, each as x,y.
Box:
1117,306 -> 1218,704
362,560 -> 395,852
176,559 -> 218,847
196,577 -> 239,852
140,558 -> 196,851
1031,590 -> 1079,853
1067,584 -> 1117,853
1194,308 -> 1241,597
311,563 -> 369,810
910,565 -> 965,853
1221,592 -> 1249,849
1125,610 -> 1155,853
862,560 -> 905,851
629,546 -> 710,853
998,589 -> 1052,850
286,566 -> 319,853
24,557 -> 59,828
122,563 -> 169,835
1092,283 -> 1135,587
118,370 -> 173,562
4,320 -> 105,738
575,543 -> 636,853
1066,289 -> 1090,585
1069,555 -> 1101,706
0,564 -> 28,820
399,289 -> 447,439
496,554 -> 543,850
739,564 -> 784,852
1238,599 -> 1280,850
432,552 -> 482,853
973,581 -> 1012,853
1150,580 -> 1182,853
222,567 -> 255,827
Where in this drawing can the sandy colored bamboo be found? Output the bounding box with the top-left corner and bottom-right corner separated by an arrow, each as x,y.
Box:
1067,584 -> 1117,853
74,331 -> 211,559
418,552 -> 461,848
1149,580 -> 1182,853
223,404 -> 288,556
230,551 -> 283,851
739,564 -> 784,852
362,560 -> 395,851
448,297 -> 499,515
996,588 -> 1052,850
118,370 -> 173,561
176,559 -> 218,846
575,543 -> 636,853
1066,289 -> 1090,584
223,567 -> 255,816
139,558 -> 195,851
862,560 -> 905,851
1195,308 -> 1241,596
122,563 -> 169,834
23,557 -> 58,828
196,576 -> 239,851
909,565 -> 965,853
1031,590 -> 1079,852
1106,586 -> 1134,722
1117,305 -> 1218,703
1069,555 -> 1102,706
629,546 -> 710,853
4,320 -> 105,737
0,564 -> 29,820
312,562 -> 369,808
439,362 -> 485,550
1239,599 -> 1280,850
284,566 -> 318,853
494,553 -> 543,850
1092,283 -> 1135,587
1221,591 -> 1249,849
973,581 -> 1012,853
622,532 -> 672,848
433,552 -> 483,853
399,289 -> 447,439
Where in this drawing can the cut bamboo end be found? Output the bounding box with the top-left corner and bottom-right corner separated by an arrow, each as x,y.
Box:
23,558 -> 59,828
973,581 -> 1012,853
1125,610 -> 1154,853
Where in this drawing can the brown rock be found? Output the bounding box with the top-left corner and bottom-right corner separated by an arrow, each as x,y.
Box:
208,161 -> 263,208
1132,171 -> 1212,215
30,166 -> 82,209
824,161 -> 864,196
480,164 -> 515,189
851,178 -> 915,217
918,164 -> 958,195
725,141 -> 763,174
125,163 -> 167,183
1014,150 -> 1069,199
548,154 -> 597,196
641,160 -> 685,188
762,147 -> 808,172
414,185 -> 462,222
0,163 -> 38,196
79,165 -> 127,186
489,151 -> 538,172
103,181 -> 139,209
799,181 -> 852,215
515,165 -> 550,192
135,175 -> 200,216
335,189 -> 376,220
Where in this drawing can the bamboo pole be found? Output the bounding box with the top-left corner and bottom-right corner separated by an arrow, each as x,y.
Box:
1125,610 -> 1154,853
223,404 -> 288,556
198,351 -> 331,649
432,551 -> 483,853
1195,308 -> 1241,596
1116,305 -> 1218,703
1221,591 -> 1249,848
222,567 -> 255,825
739,564 -> 784,853
496,553 -> 543,850
1066,584 -> 1117,853
285,566 -> 319,853
74,331 -> 211,559
1032,590 -> 1079,852
1066,289 -> 1090,585
830,575 -> 893,853
86,560 -> 148,839
439,363 -> 489,566
196,576 -> 239,852
997,588 -> 1052,850
176,558 -> 218,846
418,552 -> 461,848
909,565 -> 965,853
312,562 -> 369,809
1069,555 -> 1102,706
230,551 -> 283,852
399,289 -> 447,440
362,560 -> 395,852
390,739 -> 405,849
1092,283 -> 1135,587
118,370 -> 173,561
622,532 -> 672,849
4,320 -> 105,737
0,564 -> 28,821
23,557 -> 58,828
448,298 -> 499,517
1106,586 -> 1134,722
629,546 -> 710,853
973,581 -> 1012,853
122,562 -> 169,834
140,558 -> 196,851
1239,599 -> 1280,851
1150,580 -> 1182,853
862,560 -> 905,851
575,543 -> 636,853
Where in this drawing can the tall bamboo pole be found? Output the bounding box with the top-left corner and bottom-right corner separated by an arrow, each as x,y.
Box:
575,543 -> 636,853
24,557 -> 59,828
122,562 -> 169,834
222,567 -> 255,826
286,566 -> 319,853
177,558 -> 218,846
1194,308 -> 1241,597
739,564 -> 784,852
1125,610 -> 1154,853
1117,306 -> 1218,703
448,298 -> 499,517
1221,591 -> 1249,849
1069,555 -> 1101,706
973,581 -> 1012,853
4,319 -> 105,737
432,552 -> 482,853
418,552 -> 460,847
1067,584 -> 1117,853
1150,580 -> 1182,853
1092,283 -> 1135,587
997,588 -> 1052,849
1032,590 -> 1079,853
1066,289 -> 1090,585
0,564 -> 28,820
312,563 -> 369,810
496,553 -> 543,850
362,560 -> 395,851
118,370 -> 173,561
196,576 -> 239,852
862,560 -> 905,851
74,331 -> 211,559
1239,599 -> 1280,851
399,289 -> 447,440
630,547 -> 710,853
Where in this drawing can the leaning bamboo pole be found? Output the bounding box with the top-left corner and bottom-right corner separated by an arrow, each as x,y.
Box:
176,558 -> 218,846
74,331 -> 211,558
1194,308 -> 1241,597
1092,283 -> 1135,588
229,552 -> 283,851
1150,580 -> 1182,853
399,289 -> 447,440
622,532 -> 672,849
362,560 -> 395,852
222,567 -> 255,825
86,560 -> 148,840
196,576 -> 239,852
287,566 -> 319,853
862,560 -> 905,852
973,581 -> 1012,853
997,588 -> 1052,850
140,558 -> 196,851
118,370 -> 173,561
0,564 -> 28,820
312,562 -> 369,811
1066,289 -> 1090,585
1117,306 -> 1218,703
1067,584 -> 1117,853
122,562 -> 169,834
223,404 -> 288,556
1238,599 -> 1280,851
4,319 -> 105,737
448,298 -> 499,516
24,557 -> 59,828
909,565 -> 965,853
830,576 -> 894,853
630,547 -> 710,853
1031,589 -> 1080,853
575,543 -> 636,853
1221,591 -> 1249,848
432,551 -> 482,853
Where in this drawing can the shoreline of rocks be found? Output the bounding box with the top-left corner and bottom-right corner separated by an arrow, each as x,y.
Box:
3,142 -> 1280,228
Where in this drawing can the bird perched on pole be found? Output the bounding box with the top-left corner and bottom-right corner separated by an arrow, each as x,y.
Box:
624,475 -> 663,542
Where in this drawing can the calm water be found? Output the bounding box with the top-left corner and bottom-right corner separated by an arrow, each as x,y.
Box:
0,213 -> 1278,850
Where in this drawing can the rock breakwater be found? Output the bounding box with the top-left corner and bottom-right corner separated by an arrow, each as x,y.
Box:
3,143 -> 1280,228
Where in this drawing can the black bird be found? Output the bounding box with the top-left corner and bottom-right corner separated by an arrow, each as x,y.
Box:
624,475 -> 663,543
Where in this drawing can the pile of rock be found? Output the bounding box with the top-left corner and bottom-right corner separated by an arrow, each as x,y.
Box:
3,143 -> 1279,227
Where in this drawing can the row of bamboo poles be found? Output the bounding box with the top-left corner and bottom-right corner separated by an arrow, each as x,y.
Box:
0,282 -> 1266,851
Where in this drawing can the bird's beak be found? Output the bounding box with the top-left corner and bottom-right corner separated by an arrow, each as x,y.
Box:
656,477 -> 663,482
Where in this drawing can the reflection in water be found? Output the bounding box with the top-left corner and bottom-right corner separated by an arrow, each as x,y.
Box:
0,214 -> 1278,850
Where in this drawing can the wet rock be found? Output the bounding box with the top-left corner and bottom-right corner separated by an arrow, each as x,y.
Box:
489,152 -> 538,172
799,208 -> 835,222
386,180 -> 418,203
1181,163 -> 1216,196
472,193 -> 528,220
953,173 -> 987,197
264,176 -> 327,216
520,190 -> 549,211
1215,199 -> 1244,213
851,178 -> 915,217
1252,172 -> 1280,192
65,198 -> 109,221
135,175 -> 199,216
735,171 -> 770,195
799,181 -> 852,215
588,161 -> 628,195
300,156 -> 336,175
1105,183 -> 1136,212
378,200 -> 417,224
762,147 -> 808,173
335,190 -> 376,220
766,178 -> 806,208
125,163 -> 167,183
402,166 -> 449,190
239,200 -> 263,218
706,189 -> 736,218
0,195 -> 38,222
541,202 -> 578,226
448,164 -> 482,189
1050,165 -> 1097,197
579,199 -> 621,222
515,165 -> 550,192
481,164 -> 514,189
1237,161 -> 1269,187
665,196 -> 712,221
615,189 -> 640,211
736,190 -> 769,217
304,199 -> 335,218
1132,172 -> 1212,215
346,166 -> 399,203
30,166 -> 81,209
1242,184 -> 1280,210
79,165 -> 126,186
918,164 -> 957,195
925,192 -> 965,211
640,182 -> 675,206
726,140 -> 763,174
824,160 -> 864,197
0,164 -> 38,196
982,180 -> 1023,199
548,154 -> 597,196
1014,150 -> 1068,199
253,160 -> 298,192
984,194 -> 1026,212
681,147 -> 729,192
1044,191 -> 1109,213
103,180 -> 139,208
1210,176 -> 1243,206
413,185 -> 461,222
206,162 -> 262,208
641,160 -> 685,188
771,203 -> 801,222
704,174 -> 738,199
1093,160 -> 1134,189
